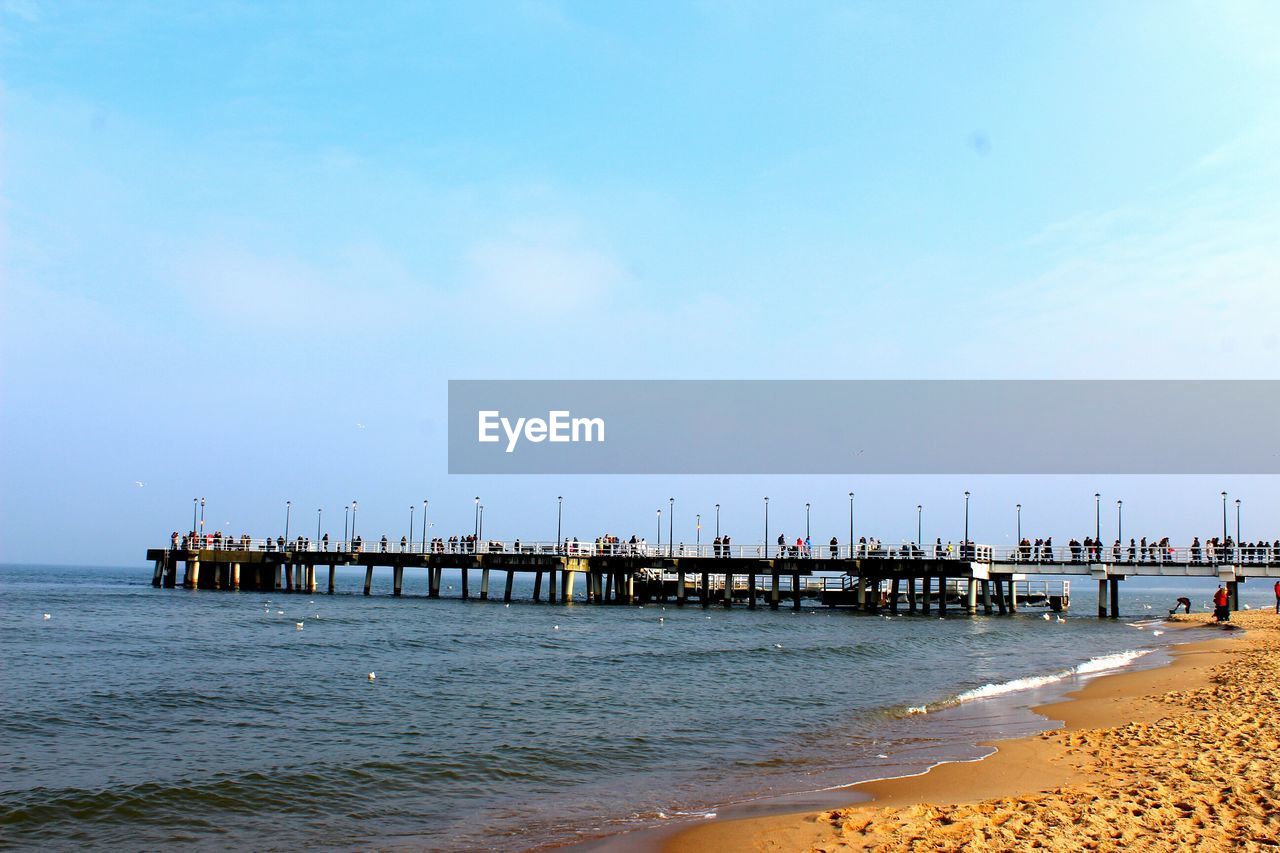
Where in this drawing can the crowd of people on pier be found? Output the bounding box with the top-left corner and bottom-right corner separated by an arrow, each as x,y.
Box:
169,526 -> 1280,567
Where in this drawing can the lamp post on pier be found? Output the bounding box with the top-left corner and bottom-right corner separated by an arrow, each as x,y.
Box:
473,497 -> 480,542
1236,499 -> 1241,550
556,496 -> 563,553
917,505 -> 922,545
1016,503 -> 1022,544
963,491 -> 970,558
409,505 -> 415,551
478,504 -> 484,541
656,508 -> 662,553
317,508 -> 322,547
344,504 -> 350,550
764,496 -> 770,558
848,492 -> 854,558
284,500 -> 291,544
192,498 -> 198,538
668,497 -> 674,557
715,503 -> 720,538
199,497 -> 206,540
805,502 -> 811,541
421,500 -> 428,552
1221,491 -> 1228,557
351,500 -> 358,548
696,514 -> 701,550
1116,500 -> 1122,548
1094,493 -> 1101,542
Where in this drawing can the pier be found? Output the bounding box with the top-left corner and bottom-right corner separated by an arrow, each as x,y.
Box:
145,539 -> 1280,616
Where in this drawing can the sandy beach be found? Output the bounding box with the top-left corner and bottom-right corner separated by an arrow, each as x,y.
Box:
665,610 -> 1279,852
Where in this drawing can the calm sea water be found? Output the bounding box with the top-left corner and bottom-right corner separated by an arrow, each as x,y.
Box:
1,564 -> 1264,850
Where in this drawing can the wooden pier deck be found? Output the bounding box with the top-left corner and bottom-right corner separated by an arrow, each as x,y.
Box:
144,536 -> 1280,616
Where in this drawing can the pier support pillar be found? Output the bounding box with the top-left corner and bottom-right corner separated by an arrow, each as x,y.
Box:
770,571 -> 781,610
461,568 -> 470,599
856,574 -> 866,610
1109,577 -> 1120,618
363,566 -> 373,596
938,577 -> 947,616
480,568 -> 490,600
700,571 -> 710,608
393,565 -> 404,596
232,563 -> 241,591
533,571 -> 543,602
905,577 -> 916,613
792,571 -> 802,611
326,564 -> 334,595
890,578 -> 900,614
602,573 -> 610,603
274,564 -> 283,591
295,564 -> 304,591
1097,578 -> 1108,618
429,567 -> 441,598
563,571 -> 575,603
723,571 -> 733,608
505,571 -> 515,603
747,573 -> 757,610
994,578 -> 1006,614
921,576 -> 931,614
163,560 -> 177,588
285,563 -> 295,592
547,566 -> 558,603
308,564 -> 317,593
1009,580 -> 1018,613
966,578 -> 978,614
152,559 -> 164,587
185,559 -> 200,590
677,571 -> 686,605
1228,580 -> 1239,612
625,575 -> 635,605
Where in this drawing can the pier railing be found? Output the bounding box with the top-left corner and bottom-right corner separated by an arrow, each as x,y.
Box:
165,537 -> 1277,567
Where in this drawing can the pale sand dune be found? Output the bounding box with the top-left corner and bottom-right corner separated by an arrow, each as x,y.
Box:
664,612 -> 1279,852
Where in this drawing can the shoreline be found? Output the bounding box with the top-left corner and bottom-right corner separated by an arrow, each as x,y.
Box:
656,612 -> 1272,852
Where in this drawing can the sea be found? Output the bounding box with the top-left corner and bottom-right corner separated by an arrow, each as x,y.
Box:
1,564 -> 1268,850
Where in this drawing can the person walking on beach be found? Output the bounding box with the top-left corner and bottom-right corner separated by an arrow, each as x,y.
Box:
1274,579 -> 1280,614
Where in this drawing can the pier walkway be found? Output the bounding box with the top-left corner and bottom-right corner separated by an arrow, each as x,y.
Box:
146,538 -> 1280,617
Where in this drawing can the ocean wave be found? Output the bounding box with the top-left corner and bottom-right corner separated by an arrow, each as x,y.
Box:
951,649 -> 1151,705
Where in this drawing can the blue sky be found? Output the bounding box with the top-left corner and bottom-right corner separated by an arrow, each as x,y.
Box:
2,1 -> 1279,564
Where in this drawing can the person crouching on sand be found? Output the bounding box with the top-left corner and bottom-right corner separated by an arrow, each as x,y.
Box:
1169,597 -> 1192,615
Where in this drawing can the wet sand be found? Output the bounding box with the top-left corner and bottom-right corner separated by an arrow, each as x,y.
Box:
663,611 -> 1278,852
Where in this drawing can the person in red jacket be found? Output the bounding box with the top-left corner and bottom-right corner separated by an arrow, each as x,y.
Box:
1274,579 -> 1279,614
1213,585 -> 1230,622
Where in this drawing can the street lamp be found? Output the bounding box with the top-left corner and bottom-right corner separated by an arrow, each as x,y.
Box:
1221,491 -> 1228,553
715,503 -> 720,538
1116,500 -> 1122,546
317,508 -> 322,547
474,496 -> 480,541
764,496 -> 770,557
963,491 -> 971,557
557,496 -> 563,552
199,497 -> 206,539
668,497 -> 674,557
192,498 -> 198,536
344,504 -> 350,549
656,508 -> 662,552
478,504 -> 484,540
696,513 -> 701,549
1016,503 -> 1022,543
1236,499 -> 1241,548
284,500 -> 291,544
421,500 -> 428,553
848,492 -> 854,558
351,500 -> 358,546
1094,493 -> 1101,542
409,505 -> 415,550
917,504 -> 922,544
805,502 -> 811,540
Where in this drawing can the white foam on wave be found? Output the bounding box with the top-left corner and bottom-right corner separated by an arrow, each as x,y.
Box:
953,649 -> 1152,704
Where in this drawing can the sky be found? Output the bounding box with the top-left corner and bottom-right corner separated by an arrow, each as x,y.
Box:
2,1 -> 1279,565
